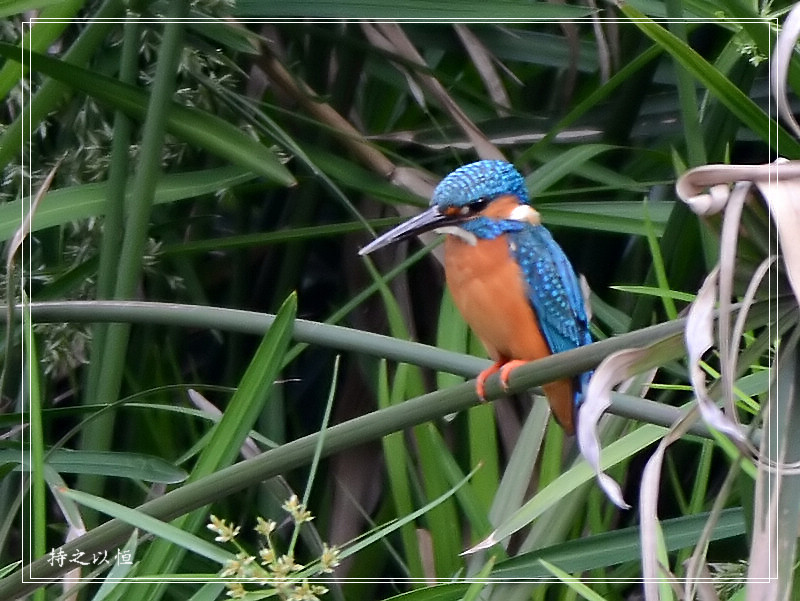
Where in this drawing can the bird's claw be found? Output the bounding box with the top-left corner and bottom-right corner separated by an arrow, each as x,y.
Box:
499,360 -> 528,392
475,361 -> 503,402
475,359 -> 528,400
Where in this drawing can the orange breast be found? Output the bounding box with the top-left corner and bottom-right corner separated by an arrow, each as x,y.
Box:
444,235 -> 550,362
444,233 -> 575,433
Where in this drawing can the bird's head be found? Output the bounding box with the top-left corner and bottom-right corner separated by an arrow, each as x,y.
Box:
359,160 -> 540,255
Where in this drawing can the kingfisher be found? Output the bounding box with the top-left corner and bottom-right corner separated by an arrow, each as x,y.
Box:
359,160 -> 592,434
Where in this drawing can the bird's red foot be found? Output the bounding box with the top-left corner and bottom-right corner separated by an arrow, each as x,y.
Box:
475,361 -> 503,401
499,360 -> 528,391
475,359 -> 529,400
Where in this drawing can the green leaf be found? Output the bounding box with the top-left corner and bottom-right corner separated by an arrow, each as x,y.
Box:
539,201 -> 674,236
196,292 -> 297,476
234,0 -> 595,18
0,0 -> 128,168
89,529 -> 139,601
610,285 -> 696,303
57,487 -> 232,565
131,292 -> 297,593
0,166 -> 257,242
0,42 -> 296,186
337,464 -> 480,563
0,0 -> 83,87
527,144 -> 623,196
381,583 -> 470,601
619,6 -> 800,157
469,425 -> 666,551
23,294 -> 47,591
539,558 -> 614,600
493,508 -> 745,578
379,361 -> 426,579
0,0 -> 68,17
2,449 -> 188,483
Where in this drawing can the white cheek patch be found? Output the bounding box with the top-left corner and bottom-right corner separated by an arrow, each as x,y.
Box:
435,226 -> 478,246
509,204 -> 541,224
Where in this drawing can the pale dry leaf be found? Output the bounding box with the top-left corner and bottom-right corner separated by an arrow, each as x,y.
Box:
371,22 -> 503,161
754,172 -> 800,307
577,334 -> 685,510
187,389 -> 261,458
8,159 -> 62,272
684,268 -> 747,443
360,22 -> 428,110
675,161 -> 800,216
640,421 -> 695,601
576,348 -> 663,510
717,183 -> 750,419
454,25 -> 511,114
390,166 -> 437,199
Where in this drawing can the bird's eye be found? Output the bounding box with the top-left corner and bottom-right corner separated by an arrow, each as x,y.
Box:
444,197 -> 492,217
468,197 -> 491,214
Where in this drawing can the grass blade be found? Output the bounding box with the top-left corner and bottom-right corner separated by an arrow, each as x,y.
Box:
0,41 -> 295,186
619,6 -> 800,156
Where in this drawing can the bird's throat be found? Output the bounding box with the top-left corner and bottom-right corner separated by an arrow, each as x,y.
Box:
435,226 -> 478,246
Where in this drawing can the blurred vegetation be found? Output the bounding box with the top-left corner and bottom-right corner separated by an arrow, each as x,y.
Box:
0,1 -> 797,600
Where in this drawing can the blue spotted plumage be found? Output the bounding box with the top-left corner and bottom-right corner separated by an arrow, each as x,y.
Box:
508,226 -> 591,355
459,216 -> 525,239
360,159 -> 593,432
433,160 -> 591,357
432,160 -> 528,210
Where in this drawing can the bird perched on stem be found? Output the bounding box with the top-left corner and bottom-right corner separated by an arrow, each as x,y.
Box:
360,160 -> 592,434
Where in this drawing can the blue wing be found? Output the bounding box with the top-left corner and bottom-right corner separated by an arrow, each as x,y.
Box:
508,224 -> 592,357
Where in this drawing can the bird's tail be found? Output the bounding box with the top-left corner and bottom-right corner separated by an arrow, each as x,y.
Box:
542,378 -> 576,435
543,370 -> 592,436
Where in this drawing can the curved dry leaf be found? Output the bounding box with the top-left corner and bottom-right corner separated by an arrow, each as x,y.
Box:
685,268 -> 747,443
8,158 -> 61,271
577,332 -> 686,511
639,437 -> 670,599
682,183 -> 731,216
640,418 -> 697,599
754,172 -> 800,308
368,23 -> 503,161
677,158 -> 800,436
717,183 -> 750,418
188,389 -> 261,459
454,25 -> 511,114
675,161 -> 800,216
577,348 -> 669,510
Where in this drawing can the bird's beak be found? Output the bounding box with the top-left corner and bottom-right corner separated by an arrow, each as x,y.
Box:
359,206 -> 460,255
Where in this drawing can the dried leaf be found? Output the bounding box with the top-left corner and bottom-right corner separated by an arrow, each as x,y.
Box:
675,161 -> 800,214
640,419 -> 695,600
684,268 -> 747,443
454,25 -> 511,114
368,22 -> 504,161
577,348 -> 664,510
7,159 -> 61,272
717,183 -> 750,418
754,166 -> 800,308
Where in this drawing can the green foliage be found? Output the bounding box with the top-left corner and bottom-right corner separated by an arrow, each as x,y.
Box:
0,3 -> 795,600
